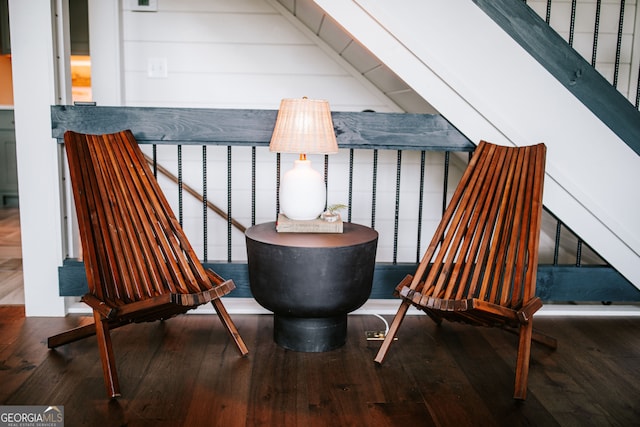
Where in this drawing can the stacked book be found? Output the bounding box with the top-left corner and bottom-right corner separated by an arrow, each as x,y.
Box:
276,213 -> 343,233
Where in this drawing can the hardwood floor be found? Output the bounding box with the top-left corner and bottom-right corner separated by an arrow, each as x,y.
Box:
0,208 -> 23,305
2,207 -> 639,425
1,305 -> 638,426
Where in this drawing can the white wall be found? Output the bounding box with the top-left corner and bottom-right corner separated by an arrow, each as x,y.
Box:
119,0 -> 396,111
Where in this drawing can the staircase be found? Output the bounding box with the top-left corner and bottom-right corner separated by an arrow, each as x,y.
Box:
312,0 -> 640,290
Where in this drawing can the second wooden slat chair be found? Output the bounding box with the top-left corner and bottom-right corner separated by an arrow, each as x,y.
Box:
374,140 -> 557,400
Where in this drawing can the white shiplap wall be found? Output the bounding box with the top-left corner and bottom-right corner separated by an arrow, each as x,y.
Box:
121,0 -> 397,111
85,0 -> 467,264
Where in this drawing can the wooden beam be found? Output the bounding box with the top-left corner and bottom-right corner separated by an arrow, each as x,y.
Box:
51,105 -> 474,152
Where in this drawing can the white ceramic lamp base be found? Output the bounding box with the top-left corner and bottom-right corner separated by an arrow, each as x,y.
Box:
279,159 -> 326,220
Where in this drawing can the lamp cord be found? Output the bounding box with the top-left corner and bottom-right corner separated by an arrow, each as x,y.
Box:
372,313 -> 390,335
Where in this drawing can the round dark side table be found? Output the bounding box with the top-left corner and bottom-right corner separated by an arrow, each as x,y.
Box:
245,221 -> 378,352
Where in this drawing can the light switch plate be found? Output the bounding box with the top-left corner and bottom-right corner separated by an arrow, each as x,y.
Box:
147,58 -> 167,78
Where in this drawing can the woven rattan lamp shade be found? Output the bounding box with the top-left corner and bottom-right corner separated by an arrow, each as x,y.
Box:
269,98 -> 338,155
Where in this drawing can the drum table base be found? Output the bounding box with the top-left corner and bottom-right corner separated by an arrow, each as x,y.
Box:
274,315 -> 347,352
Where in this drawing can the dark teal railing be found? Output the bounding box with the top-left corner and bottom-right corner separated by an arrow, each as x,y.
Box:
51,105 -> 640,302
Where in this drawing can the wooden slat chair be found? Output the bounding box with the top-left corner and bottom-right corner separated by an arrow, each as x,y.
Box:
48,130 -> 249,398
374,140 -> 557,400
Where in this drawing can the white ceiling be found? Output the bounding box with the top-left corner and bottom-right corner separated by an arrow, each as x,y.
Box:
275,0 -> 438,114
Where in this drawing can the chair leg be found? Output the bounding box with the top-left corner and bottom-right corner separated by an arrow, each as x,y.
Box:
93,310 -> 121,398
211,298 -> 249,356
514,321 -> 533,400
48,322 -> 97,348
374,300 -> 411,364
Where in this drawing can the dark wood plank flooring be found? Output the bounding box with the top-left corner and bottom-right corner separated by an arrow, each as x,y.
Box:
1,305 -> 639,426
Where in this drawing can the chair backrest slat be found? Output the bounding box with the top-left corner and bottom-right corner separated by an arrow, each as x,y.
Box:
117,131 -> 210,292
525,145 -> 546,301
64,130 -> 214,306
434,143 -> 498,300
412,141 -> 546,310
503,146 -> 532,306
65,132 -> 111,302
469,145 -> 511,300
449,144 -> 504,300
479,146 -> 521,304
104,133 -> 163,298
91,134 -> 149,301
81,133 -> 132,302
411,142 -> 495,297
110,132 -> 181,295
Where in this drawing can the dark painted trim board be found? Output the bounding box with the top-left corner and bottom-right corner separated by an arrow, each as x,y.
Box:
473,0 -> 640,156
58,260 -> 640,303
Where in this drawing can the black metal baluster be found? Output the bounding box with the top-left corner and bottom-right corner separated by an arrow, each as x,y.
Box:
545,0 -> 552,24
554,219 -> 562,265
393,151 -> 402,265
177,145 -> 183,227
371,149 -> 378,229
576,239 -> 583,267
442,152 -> 450,216
568,0 -> 577,47
251,147 -> 256,226
591,0 -> 602,66
613,0 -> 626,89
348,149 -> 354,222
227,146 -> 232,262
417,151 -> 426,263
636,63 -> 640,108
202,146 -> 207,262
152,144 -> 157,178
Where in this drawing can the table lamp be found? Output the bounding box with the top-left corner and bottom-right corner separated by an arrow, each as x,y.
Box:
269,97 -> 339,220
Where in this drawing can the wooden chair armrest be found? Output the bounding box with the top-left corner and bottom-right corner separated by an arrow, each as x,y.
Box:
394,274 -> 414,294
82,294 -> 117,319
517,297 -> 543,324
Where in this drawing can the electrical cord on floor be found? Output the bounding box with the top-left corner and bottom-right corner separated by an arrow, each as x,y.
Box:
371,313 -> 389,335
